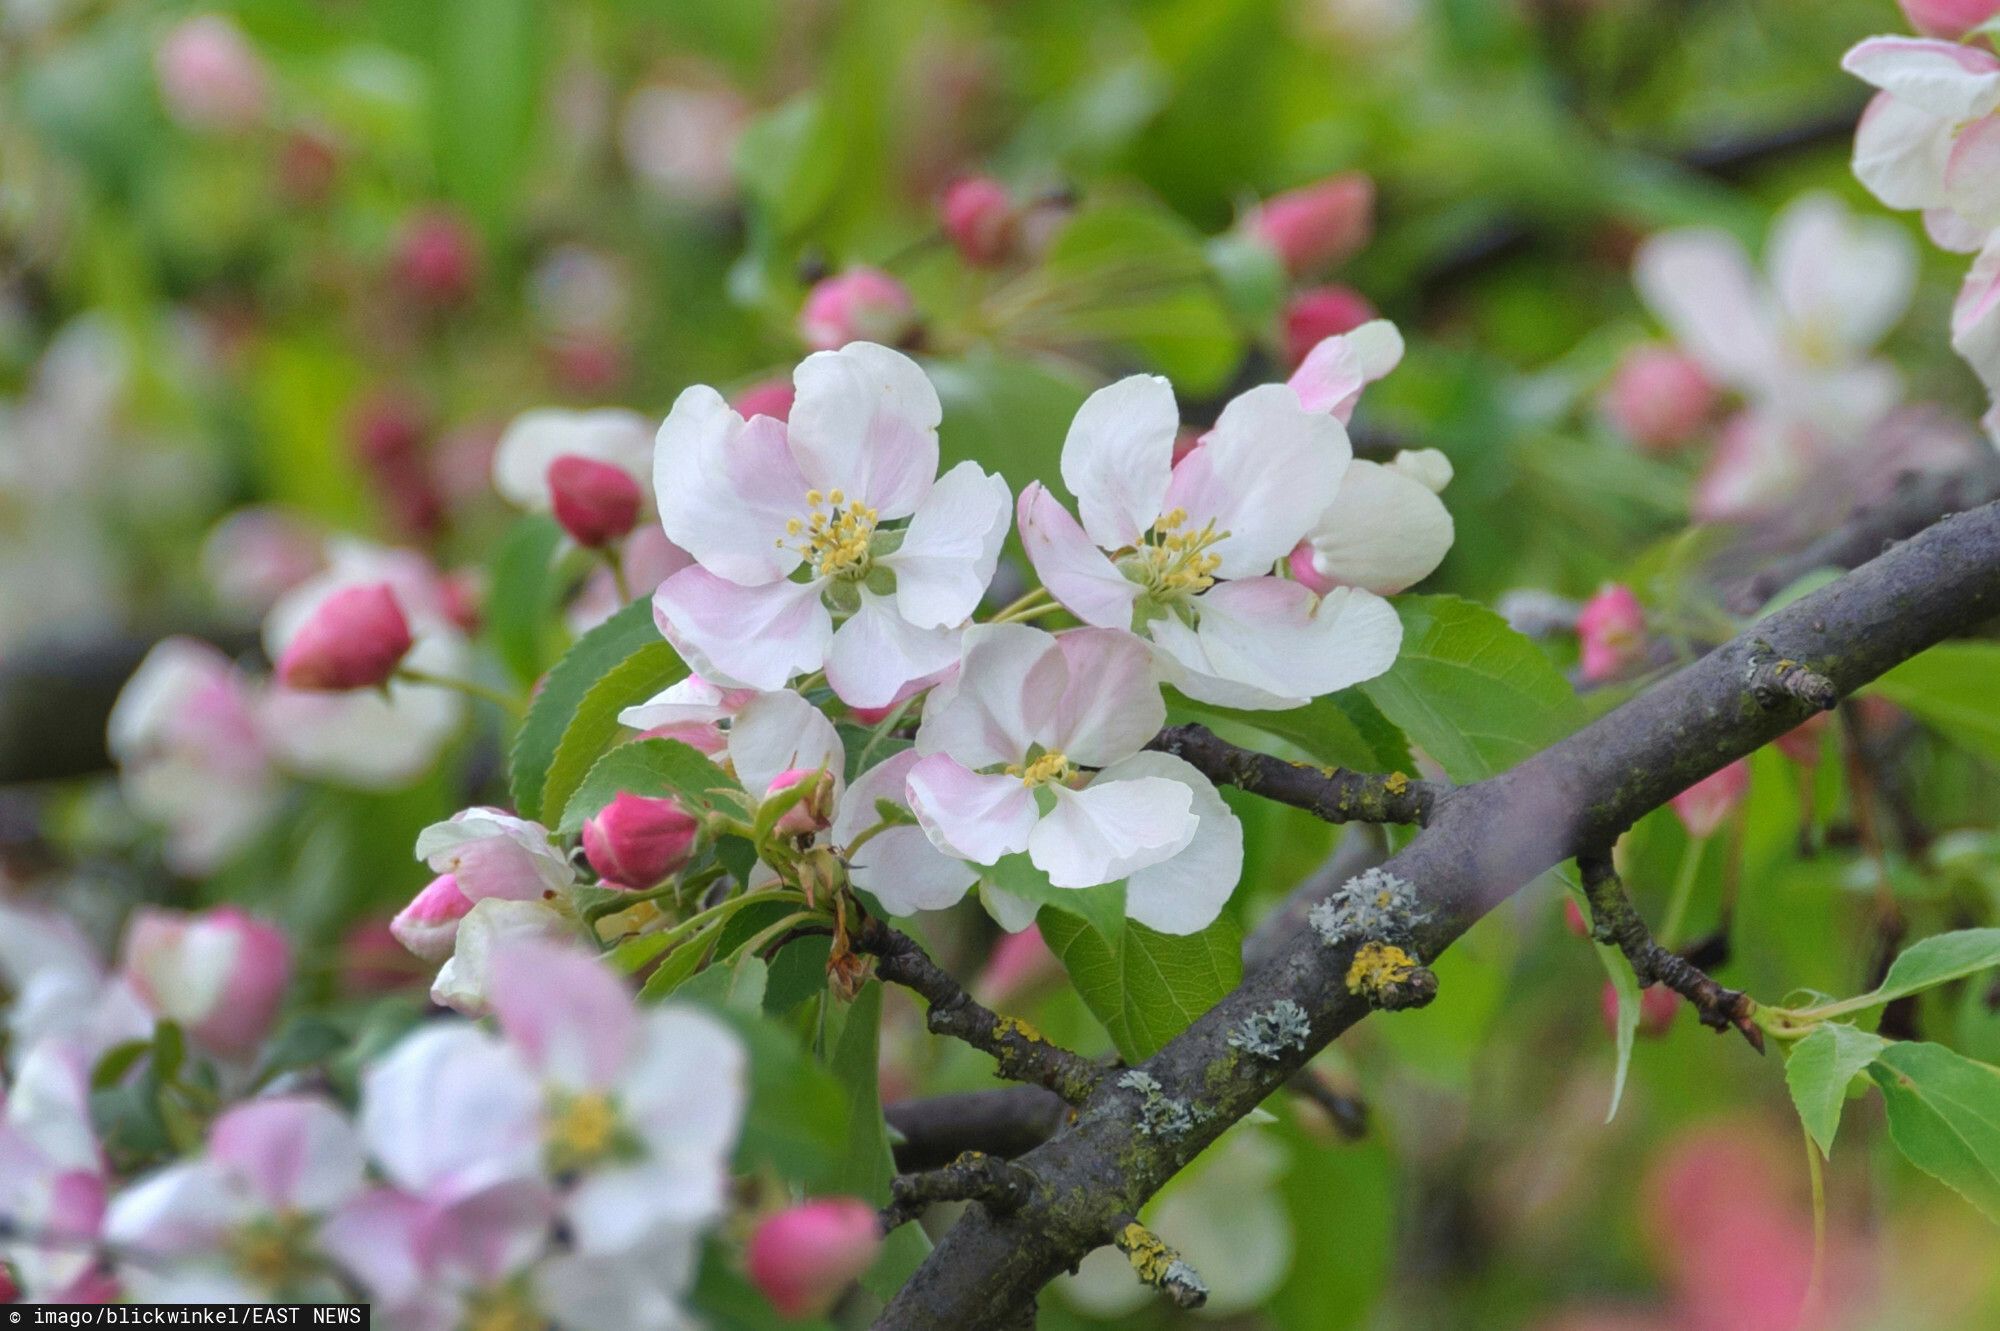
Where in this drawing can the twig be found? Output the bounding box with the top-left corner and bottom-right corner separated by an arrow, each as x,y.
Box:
856,918 -> 1103,1104
1147,725 -> 1441,826
885,1088 -> 1068,1173
1578,852 -> 1762,1052
882,1152 -> 1036,1231
1109,1218 -> 1208,1311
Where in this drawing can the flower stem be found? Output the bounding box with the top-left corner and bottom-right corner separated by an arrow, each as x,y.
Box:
989,586 -> 1053,623
1658,835 -> 1704,945
605,545 -> 633,604
394,667 -> 527,715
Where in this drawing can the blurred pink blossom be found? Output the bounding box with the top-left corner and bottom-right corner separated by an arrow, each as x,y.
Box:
155,15 -> 267,134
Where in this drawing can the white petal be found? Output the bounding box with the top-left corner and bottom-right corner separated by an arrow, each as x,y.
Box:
825,590 -> 963,710
979,879 -> 1044,933
1163,384 -> 1348,579
1632,229 -> 1787,393
1768,193 -> 1915,357
1841,35 -> 2000,122
358,1024 -> 542,1202
1016,484 -> 1139,629
1954,234 -> 2000,396
913,623 -> 1065,768
1058,374 -> 1177,549
787,342 -> 941,519
1048,627 -> 1165,768
1306,459 -> 1455,595
652,567 -> 831,693
884,461 -> 1011,629
652,387 -> 806,585
1160,578 -> 1402,708
494,409 -> 653,511
1030,778 -> 1197,889
852,826 -> 980,916
726,689 -> 846,806
1098,753 -> 1244,935
1286,319 -> 1404,422
1853,91 -> 1954,211
905,754 -> 1038,865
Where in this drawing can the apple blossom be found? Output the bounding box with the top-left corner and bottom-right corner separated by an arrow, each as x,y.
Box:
1287,317 -> 1405,425
0,903 -> 151,1067
120,907 -> 291,1060
1602,345 -> 1717,451
765,768 -> 837,837
107,637 -> 281,876
1243,172 -> 1374,277
582,793 -> 699,888
1898,0 -> 2000,38
428,898 -> 583,1016
274,582 -> 412,691
652,342 -> 1011,708
390,873 -> 475,963
415,808 -> 576,906
105,1096 -> 366,1302
200,507 -> 323,616
906,625 -> 1243,932
154,15 -> 267,134
1575,584 -> 1646,683
395,209 -> 480,307
1283,285 -> 1377,368
1844,37 -> 2000,252
1293,448 -> 1455,597
940,176 -> 1018,266
492,408 -> 654,532
797,268 -> 918,350
1017,368 -> 1400,709
1670,761 -> 1750,839
0,1042 -> 116,1302
746,1198 -> 883,1318
620,80 -> 751,205
1950,233 -> 2000,402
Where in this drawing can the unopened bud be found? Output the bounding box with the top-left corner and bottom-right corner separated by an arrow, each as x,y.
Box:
548,455 -> 644,548
276,583 -> 413,691
390,873 -> 474,963
582,792 -> 699,889
940,176 -> 1018,266
1670,761 -> 1749,839
1898,0 -> 2000,38
797,268 -> 917,351
732,377 -> 796,422
1603,979 -> 1680,1039
766,768 -> 835,837
1245,173 -> 1374,277
1283,285 -> 1376,368
1575,583 -> 1645,684
122,906 -> 291,1059
746,1198 -> 883,1319
395,210 -> 480,308
1602,346 -> 1716,452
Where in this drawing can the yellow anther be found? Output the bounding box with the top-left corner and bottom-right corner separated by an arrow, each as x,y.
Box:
806,489 -> 823,507
1012,750 -> 1075,788
828,488 -> 845,505
545,1091 -> 624,1173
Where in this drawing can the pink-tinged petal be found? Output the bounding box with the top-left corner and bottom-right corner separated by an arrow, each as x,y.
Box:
492,409 -> 652,512
832,748 -> 919,847
316,1188 -> 437,1310
1925,204 -> 1990,253
906,754 -> 1038,865
208,1096 -> 366,1213
1841,35 -> 2000,120
787,342 -> 941,519
1098,754 -> 1244,935
1164,384 -> 1348,579
913,623 -> 1065,768
1029,778 -> 1197,889
615,674 -> 756,731
1017,484 -> 1139,629
1286,319 -> 1404,422
1632,229 -> 1787,394
103,1161 -> 247,1256
1953,235 -> 2000,396
1944,115 -> 2000,231
622,1006 -> 747,1166
1305,459 -> 1455,595
358,1024 -> 543,1202
653,565 -> 832,693
1058,374 -> 1178,549
1048,627 -> 1165,768
1691,411 -> 1809,523
1853,91 -> 1954,211
1160,577 -> 1401,709
490,940 -> 637,1090
884,461 -> 1011,629
652,387 -> 807,585
726,689 -> 846,810
852,826 -> 980,916
414,809 -> 572,903
825,591 -> 963,710
430,899 -> 578,1017
1767,194 -> 1916,357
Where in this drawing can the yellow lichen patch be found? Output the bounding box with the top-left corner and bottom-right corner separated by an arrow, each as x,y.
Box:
1118,1222 -> 1176,1284
1346,941 -> 1419,997
994,1015 -> 1047,1045
1384,771 -> 1410,795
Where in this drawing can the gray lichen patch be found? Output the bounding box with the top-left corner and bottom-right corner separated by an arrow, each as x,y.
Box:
1308,866 -> 1429,946
1226,999 -> 1312,1059
1117,1069 -> 1198,1138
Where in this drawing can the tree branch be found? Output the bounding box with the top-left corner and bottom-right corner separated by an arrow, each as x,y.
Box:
1577,851 -> 1760,1050
1147,724 -> 1440,825
876,499 -> 2000,1329
882,1152 -> 1037,1231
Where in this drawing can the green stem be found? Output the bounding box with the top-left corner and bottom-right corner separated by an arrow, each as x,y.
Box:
1658,835 -> 1705,946
605,545 -> 633,605
1801,1126 -> 1827,1328
394,667 -> 527,716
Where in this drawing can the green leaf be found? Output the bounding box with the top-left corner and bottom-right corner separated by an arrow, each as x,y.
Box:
692,1004 -> 847,1189
734,95 -> 845,238
1870,1042 -> 2000,1224
510,600 -> 663,821
557,738 -> 743,836
986,854 -> 1126,947
1596,938 -> 1639,1124
486,516 -> 564,687
763,936 -> 832,1016
1039,912 -> 1243,1062
827,984 -> 931,1296
1785,1023 -> 1889,1156
678,955 -> 769,1015
1820,930 -> 2000,1017
1167,690 -> 1413,774
432,0 -> 546,233
1871,644 -> 2000,766
543,644 -> 688,829
1359,594 -> 1583,781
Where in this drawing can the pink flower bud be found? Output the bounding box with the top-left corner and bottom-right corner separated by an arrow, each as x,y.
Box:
546,455 -> 644,549
732,377 -> 796,422
395,210 -> 480,308
1283,285 -> 1376,369
765,768 -> 835,837
155,15 -> 268,134
1602,979 -> 1679,1039
1602,346 -> 1716,452
1287,541 -> 1339,596
582,792 -> 699,889
390,873 -> 475,963
1575,584 -> 1645,684
122,906 -> 291,1059
1671,761 -> 1749,839
939,176 -> 1018,266
1898,0 -> 2000,38
338,918 -> 420,995
1563,897 -> 1590,939
545,333 -> 629,395
1245,173 -> 1374,277
974,925 -> 1061,1007
1772,712 -> 1830,766
747,1198 -> 883,1319
275,583 -> 414,691
798,268 -> 917,351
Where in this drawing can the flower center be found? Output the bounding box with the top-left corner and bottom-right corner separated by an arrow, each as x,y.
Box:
1125,508 -> 1226,602
1009,750 -> 1075,788
781,488 -> 879,581
544,1090 -> 627,1174
460,1280 -> 545,1331
226,1212 -> 318,1291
